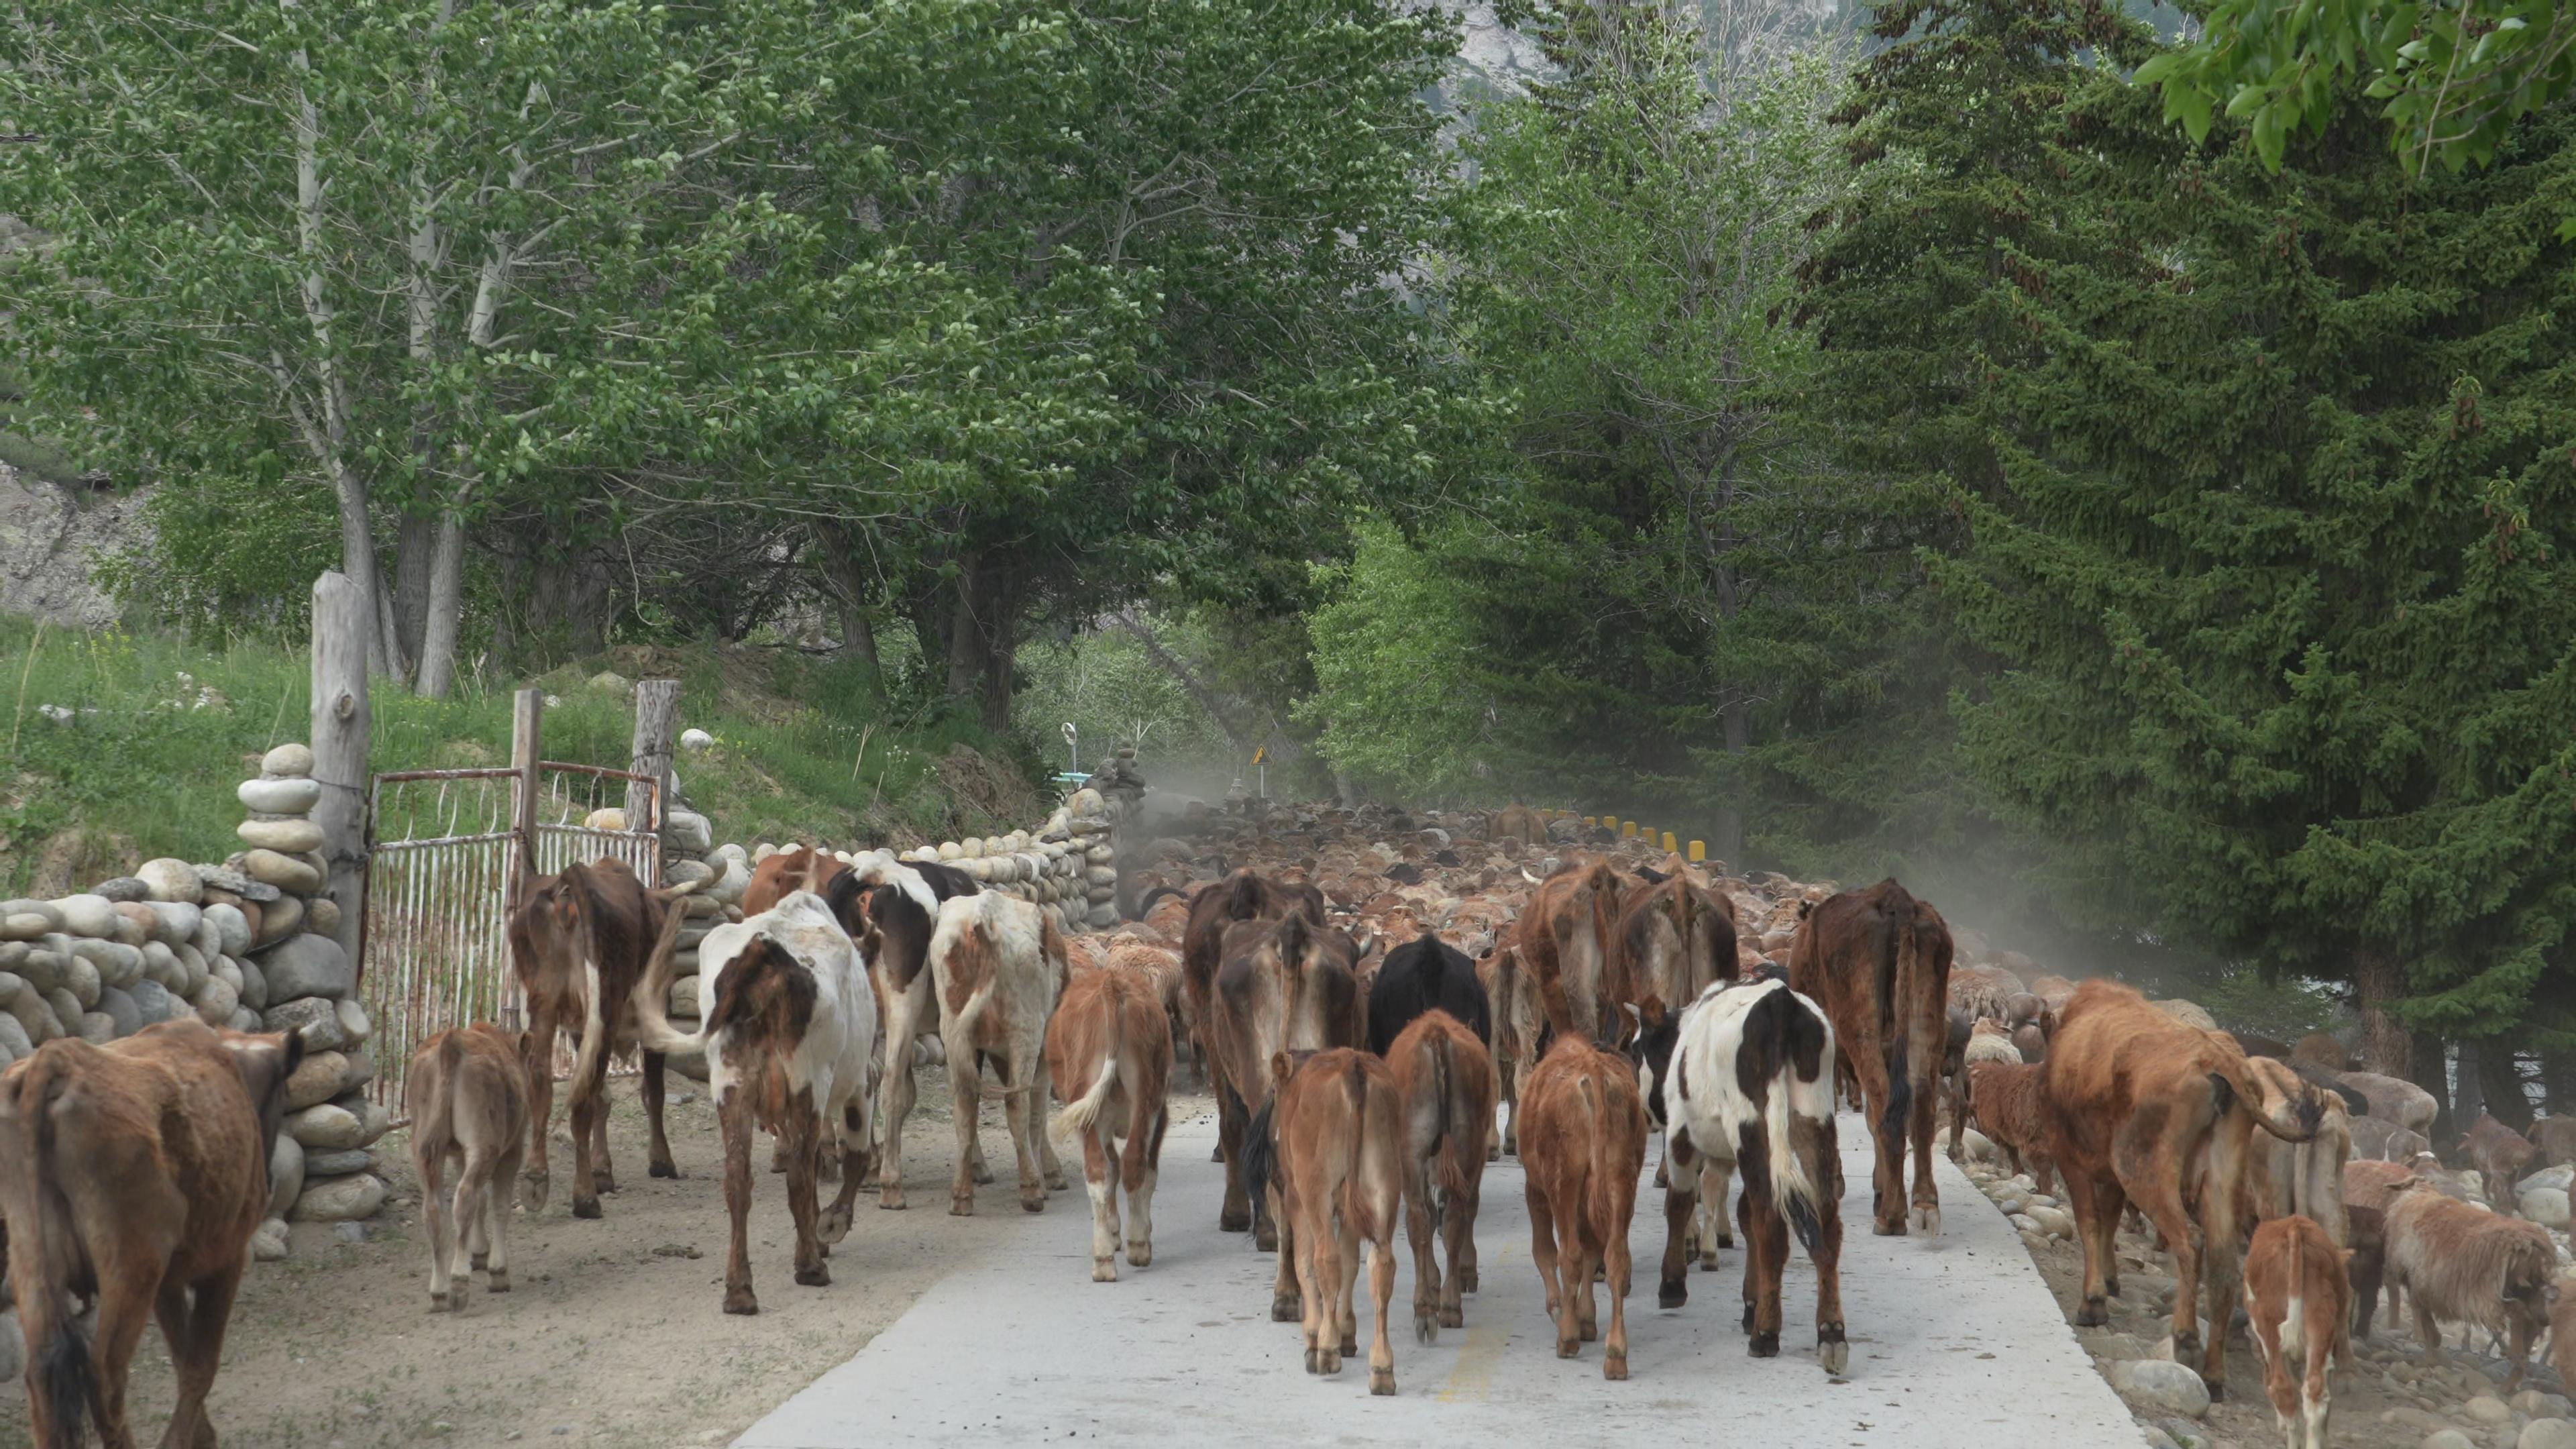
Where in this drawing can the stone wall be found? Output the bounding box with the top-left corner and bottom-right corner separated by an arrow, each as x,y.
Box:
0,741 -> 387,1260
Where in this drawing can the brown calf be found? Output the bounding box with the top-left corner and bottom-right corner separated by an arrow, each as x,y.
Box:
2457,1112 -> 2537,1215
2242,1214 -> 2352,1449
1046,966 -> 1173,1281
407,1022 -> 531,1311
2383,1187 -> 2557,1389
1964,1059 -> 2053,1195
1788,878 -> 1953,1237
507,857 -> 691,1218
1243,1049 -> 1405,1394
1,1020 -> 304,1449
739,845 -> 849,916
1517,1036 -> 1648,1379
2041,979 -> 2325,1398
1385,1010 -> 1495,1342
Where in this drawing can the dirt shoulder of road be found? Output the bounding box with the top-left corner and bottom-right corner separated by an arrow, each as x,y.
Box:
1961,1150 -> 2569,1449
0,1071 -> 1096,1449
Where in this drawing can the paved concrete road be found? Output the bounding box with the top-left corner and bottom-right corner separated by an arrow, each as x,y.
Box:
735,1108 -> 2134,1448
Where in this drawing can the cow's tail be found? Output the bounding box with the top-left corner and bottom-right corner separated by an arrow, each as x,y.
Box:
1053,1004 -> 1124,1139
1745,993 -> 1827,1253
1341,1055 -> 1380,1242
1428,1028 -> 1470,1199
1242,1089 -> 1279,1216
1879,899 -> 1917,1153
2,1054 -> 96,1449
627,888 -> 712,1057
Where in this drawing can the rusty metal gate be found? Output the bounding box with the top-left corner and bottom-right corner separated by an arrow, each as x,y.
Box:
361,761 -> 660,1108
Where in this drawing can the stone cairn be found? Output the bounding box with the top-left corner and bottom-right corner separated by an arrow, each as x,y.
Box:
641,788 -> 1122,1077
0,742 -> 387,1263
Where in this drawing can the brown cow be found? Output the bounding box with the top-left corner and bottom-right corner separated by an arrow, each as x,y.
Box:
2457,1112 -> 2538,1215
1182,869 -> 1328,1222
1788,879 -> 1952,1236
2343,1159 -> 2425,1337
408,1022 -> 532,1311
1046,965 -> 1173,1281
1205,910 -> 1363,1260
507,857 -> 692,1219
1,1020 -> 305,1449
739,845 -> 849,916
1965,1059 -> 2053,1195
1242,1049 -> 1405,1394
2290,1033 -> 2349,1073
2532,1116 -> 2576,1170
1385,1009 -> 1495,1342
2336,1069 -> 2437,1135
2041,979 -> 2325,1397
2383,1187 -> 2557,1389
1517,1036 -> 1648,1379
1511,857 -> 1625,1048
1611,871 -> 1735,1028
2242,1214 -> 2351,1449
1489,804 -> 1547,847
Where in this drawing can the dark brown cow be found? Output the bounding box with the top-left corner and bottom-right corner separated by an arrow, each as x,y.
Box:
1516,1036 -> 1648,1378
1182,869 -> 1329,1215
1,1020 -> 305,1449
2457,1112 -> 2537,1215
1787,879 -> 1953,1236
506,857 -> 692,1219
1385,1009 -> 1495,1342
2042,979 -> 2325,1398
408,1022 -> 531,1311
1205,912 -> 1364,1291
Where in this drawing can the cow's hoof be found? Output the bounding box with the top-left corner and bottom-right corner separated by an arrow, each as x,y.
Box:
1749,1330 -> 1780,1358
819,1157 -> 841,1184
1044,1169 -> 1069,1191
1819,1326 -> 1847,1375
2172,1329 -> 2202,1366
1415,1315 -> 1437,1346
1254,1224 -> 1278,1252
428,1291 -> 450,1312
1272,1292 -> 1301,1322
1320,1348 -> 1342,1376
1603,1352 -> 1627,1381
1660,1280 -> 1687,1310
819,1205 -> 853,1244
572,1197 -> 602,1221
1304,1347 -> 1322,1375
1459,1267 -> 1477,1293
1911,1204 -> 1940,1236
593,1171 -> 617,1194
2104,1275 -> 2121,1299
521,1169 -> 550,1212
1579,1321 -> 1597,1343
470,1251 -> 490,1271
1125,1242 -> 1152,1268
1340,1332 -> 1358,1357
971,1160 -> 996,1185
1556,1339 -> 1578,1360
486,1270 -> 511,1293
950,1195 -> 976,1216
796,1263 -> 831,1288
1487,1144 -> 1501,1163
724,1289 -> 759,1316
879,1187 -> 908,1212
1093,1258 -> 1118,1283
1020,1193 -> 1046,1214
651,1161 -> 680,1180
2074,1297 -> 2109,1328
1439,1305 -> 1463,1330
1219,1208 -> 1251,1234
1741,1300 -> 1756,1331
1212,1142 -> 1226,1163
1871,1219 -> 1903,1236
1370,1369 -> 1396,1397
1716,1234 -> 1734,1250
2201,1379 -> 2224,1403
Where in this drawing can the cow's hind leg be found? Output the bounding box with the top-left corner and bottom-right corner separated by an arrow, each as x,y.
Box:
945,1030 -> 983,1215
877,985 -> 922,1210
588,1069 -> 618,1194
1271,1182 -> 1303,1322
449,1145 -> 500,1310
486,1136 -> 525,1292
2060,1167 -> 2120,1326
820,1097 -> 870,1244
569,1073 -> 606,1219
1337,1218 -> 1363,1358
1453,1165 -> 1482,1299
1036,1059 -> 1069,1192
1527,1180 -> 1570,1354
1603,1208 -> 1633,1380
1368,1228 -> 1399,1396
1658,1140 -> 1698,1309
1811,1181 -> 1849,1376
720,1087 -> 761,1314
1405,1154 -> 1441,1343
1124,1077 -> 1167,1269
1742,1189 -> 1786,1358
1701,1157 -> 1735,1263
643,1049 -> 681,1179
158,1263 -> 245,1449
1216,1077 -> 1252,1234
1082,1124 -> 1120,1281
786,1090 -> 831,1288
1006,1059 -> 1048,1214
521,1000 -> 560,1210
86,1241 -> 160,1449
420,1143 -> 457,1310
1907,1064 -> 1941,1236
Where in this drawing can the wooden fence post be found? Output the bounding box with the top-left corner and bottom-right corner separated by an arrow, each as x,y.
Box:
310,570 -> 370,969
628,679 -> 680,831
510,688 -> 543,910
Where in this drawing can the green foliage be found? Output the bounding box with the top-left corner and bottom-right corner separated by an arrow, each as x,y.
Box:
2137,0 -> 2576,193
1299,521 -> 1498,800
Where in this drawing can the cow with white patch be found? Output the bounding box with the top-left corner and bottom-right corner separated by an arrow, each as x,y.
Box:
635,891 -> 878,1315
1630,977 -> 1848,1373
820,851 -> 983,1210
928,890 -> 1069,1215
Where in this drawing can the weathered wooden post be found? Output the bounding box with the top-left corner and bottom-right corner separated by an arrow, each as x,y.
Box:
509,687 -> 543,907
628,678 -> 680,832
310,570 -> 370,968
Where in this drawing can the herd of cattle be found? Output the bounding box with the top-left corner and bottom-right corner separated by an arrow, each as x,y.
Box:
5,800 -> 2575,1446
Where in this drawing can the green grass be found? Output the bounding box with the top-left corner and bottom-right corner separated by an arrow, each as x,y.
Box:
0,618 -> 1045,896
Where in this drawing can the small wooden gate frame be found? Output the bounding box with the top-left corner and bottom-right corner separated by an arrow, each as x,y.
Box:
360,758 -> 662,1110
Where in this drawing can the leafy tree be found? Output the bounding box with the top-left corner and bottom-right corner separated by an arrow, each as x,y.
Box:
1908,15 -> 2576,1069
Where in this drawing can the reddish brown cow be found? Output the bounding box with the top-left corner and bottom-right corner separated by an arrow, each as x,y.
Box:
1788,879 -> 1953,1236
2457,1112 -> 2537,1215
2041,979 -> 2326,1398
408,1022 -> 531,1311
1965,1060 -> 2053,1195
2242,1214 -> 2352,1449
739,845 -> 849,916
1385,1010 -> 1495,1342
506,858 -> 692,1219
1,1020 -> 305,1449
2383,1187 -> 2557,1389
1517,1036 -> 1648,1379
1242,1049 -> 1405,1394
1046,966 -> 1174,1281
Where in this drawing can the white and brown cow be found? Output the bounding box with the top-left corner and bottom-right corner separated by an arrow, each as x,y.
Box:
1632,977 -> 1848,1375
820,851 -> 983,1210
635,891 -> 877,1315
928,890 -> 1069,1216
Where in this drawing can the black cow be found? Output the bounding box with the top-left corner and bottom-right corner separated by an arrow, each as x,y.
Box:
1366,935 -> 1492,1057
